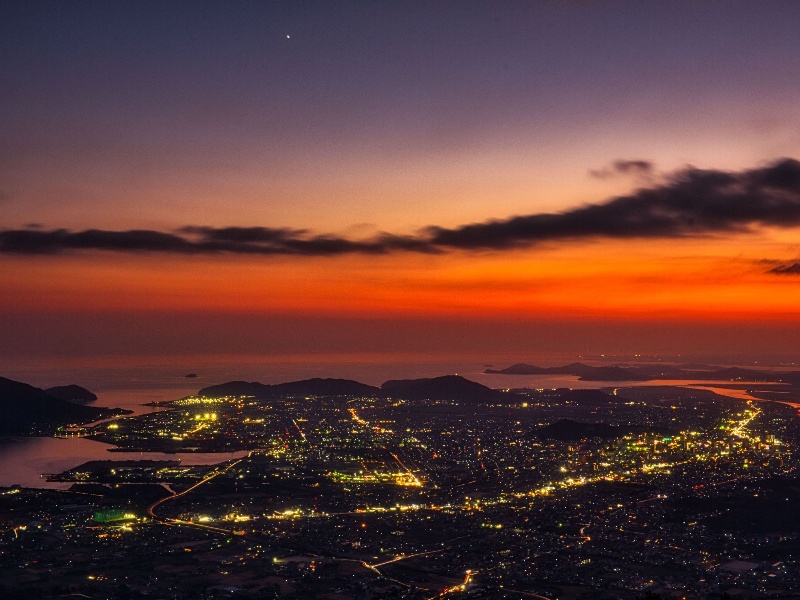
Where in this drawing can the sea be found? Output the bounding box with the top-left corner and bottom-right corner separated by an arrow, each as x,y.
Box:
1,351 -> 794,489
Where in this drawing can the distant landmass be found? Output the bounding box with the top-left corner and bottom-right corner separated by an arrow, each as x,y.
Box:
381,375 -> 508,403
0,376 -> 126,435
486,362 -> 800,383
484,362 -> 645,380
44,384 -> 98,405
197,378 -> 380,399
192,366 -> 800,407
197,375 -> 508,403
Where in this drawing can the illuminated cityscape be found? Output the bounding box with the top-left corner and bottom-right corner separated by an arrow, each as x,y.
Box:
3,377 -> 799,599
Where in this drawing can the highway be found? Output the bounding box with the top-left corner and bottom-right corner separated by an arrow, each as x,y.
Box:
146,456 -> 245,524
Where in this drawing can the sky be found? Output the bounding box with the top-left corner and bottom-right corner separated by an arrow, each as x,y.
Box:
2,1 -> 800,366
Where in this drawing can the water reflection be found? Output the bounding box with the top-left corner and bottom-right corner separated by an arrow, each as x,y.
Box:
0,436 -> 248,489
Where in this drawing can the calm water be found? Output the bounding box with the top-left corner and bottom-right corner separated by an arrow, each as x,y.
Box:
0,437 -> 248,489
1,351 -> 568,391
0,382 -> 250,488
1,352 -> 794,488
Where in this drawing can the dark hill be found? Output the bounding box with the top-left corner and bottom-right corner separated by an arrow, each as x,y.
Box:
196,380 -> 268,397
0,376 -> 117,435
547,362 -> 595,376
486,362 -> 647,380
44,384 -> 98,405
486,363 -> 591,376
380,375 -> 507,403
197,378 -> 379,398
272,378 -> 379,397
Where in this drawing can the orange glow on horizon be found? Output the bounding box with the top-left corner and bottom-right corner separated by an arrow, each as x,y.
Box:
3,231 -> 799,324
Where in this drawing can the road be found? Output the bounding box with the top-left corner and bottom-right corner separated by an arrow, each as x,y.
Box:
146,457 -> 245,524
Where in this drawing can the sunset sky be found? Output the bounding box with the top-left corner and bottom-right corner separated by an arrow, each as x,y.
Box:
2,1 -> 800,364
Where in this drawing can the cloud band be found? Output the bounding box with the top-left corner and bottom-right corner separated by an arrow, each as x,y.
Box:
2,158 -> 800,258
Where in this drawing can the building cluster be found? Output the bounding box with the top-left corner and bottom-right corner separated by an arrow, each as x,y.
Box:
2,385 -> 800,599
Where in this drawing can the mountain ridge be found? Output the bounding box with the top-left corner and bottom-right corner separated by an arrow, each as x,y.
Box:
198,375 -> 509,403
0,376 -> 124,435
44,384 -> 98,405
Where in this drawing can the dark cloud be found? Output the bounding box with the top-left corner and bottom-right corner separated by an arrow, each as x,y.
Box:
0,228 -> 195,254
614,159 -> 654,174
430,158 -> 800,249
2,158 -> 800,257
0,225 -> 438,257
589,159 -> 654,179
767,262 -> 800,275
180,226 -> 307,244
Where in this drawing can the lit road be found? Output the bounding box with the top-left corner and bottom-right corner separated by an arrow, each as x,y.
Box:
367,547 -> 446,569
730,401 -> 761,438
147,457 -> 245,521
292,419 -> 308,443
429,569 -> 476,599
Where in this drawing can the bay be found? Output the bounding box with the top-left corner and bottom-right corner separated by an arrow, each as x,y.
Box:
0,437 -> 248,489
